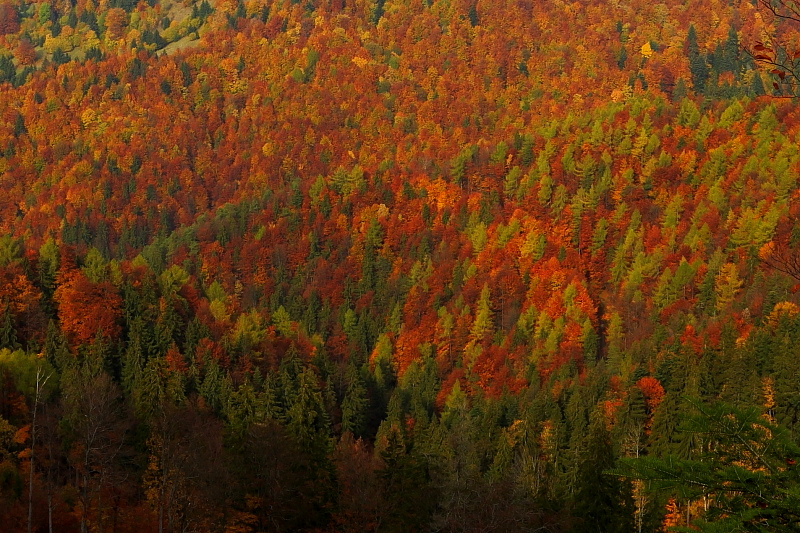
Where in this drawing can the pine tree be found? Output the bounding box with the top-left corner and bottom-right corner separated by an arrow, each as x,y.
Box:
616,386 -> 647,459
0,301 -> 19,351
648,391 -> 683,458
617,402 -> 800,531
378,425 -> 437,532
122,317 -> 146,397
687,25 -> 709,93
572,410 -> 635,533
341,363 -> 368,437
750,71 -> 766,96
43,319 -> 69,370
719,25 -> 740,75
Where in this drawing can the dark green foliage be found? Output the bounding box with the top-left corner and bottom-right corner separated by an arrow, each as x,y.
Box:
0,302 -> 19,351
717,25 -> 741,76
372,0 -> 386,25
79,10 -> 99,33
687,25 -> 709,93
12,114 -> 25,137
109,0 -> 137,12
83,46 -> 103,61
378,426 -> 438,532
468,3 -> 479,27
751,71 -> 766,96
142,28 -> 167,49
51,48 -> 69,66
42,320 -> 69,371
616,47 -> 627,70
127,57 -> 146,80
648,392 -> 686,458
0,55 -> 14,84
572,411 -> 635,532
341,363 -> 368,437
617,401 -> 800,532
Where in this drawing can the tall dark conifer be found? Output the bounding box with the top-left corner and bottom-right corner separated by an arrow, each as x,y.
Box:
572,410 -> 635,533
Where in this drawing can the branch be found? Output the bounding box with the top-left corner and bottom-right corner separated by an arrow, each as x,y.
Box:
745,0 -> 800,97
756,0 -> 800,25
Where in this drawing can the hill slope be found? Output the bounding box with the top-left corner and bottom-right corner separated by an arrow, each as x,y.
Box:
1,0 -> 800,531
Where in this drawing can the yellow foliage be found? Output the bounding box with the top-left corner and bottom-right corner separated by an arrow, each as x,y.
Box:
766,301 -> 800,328
209,299 -> 230,323
81,108 -> 97,128
714,263 -> 742,312
758,241 -> 775,261
762,376 -> 776,423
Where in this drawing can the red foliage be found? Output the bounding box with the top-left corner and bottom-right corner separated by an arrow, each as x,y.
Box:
53,271 -> 122,346
680,324 -> 705,355
0,2 -> 18,35
14,39 -> 36,66
165,345 -> 188,373
636,376 -> 665,414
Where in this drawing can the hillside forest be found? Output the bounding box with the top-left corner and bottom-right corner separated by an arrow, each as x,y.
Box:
2,0 -> 800,531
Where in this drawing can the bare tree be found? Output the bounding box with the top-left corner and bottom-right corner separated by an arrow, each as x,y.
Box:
61,365 -> 129,533
758,214 -> 800,286
144,399 -> 229,533
27,364 -> 53,533
38,402 -> 65,533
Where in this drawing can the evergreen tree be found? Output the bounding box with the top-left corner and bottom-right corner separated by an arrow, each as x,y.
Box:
750,71 -> 766,96
341,363 -> 368,437
719,25 -> 740,75
572,409 -> 635,532
686,25 -> 709,93
42,320 -> 69,371
648,391 -> 684,458
378,425 -> 438,532
618,402 -> 800,531
121,316 -> 146,397
0,301 -> 19,351
616,386 -> 647,459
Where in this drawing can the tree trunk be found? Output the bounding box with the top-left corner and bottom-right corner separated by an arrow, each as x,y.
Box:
27,416 -> 35,533
28,366 -> 51,533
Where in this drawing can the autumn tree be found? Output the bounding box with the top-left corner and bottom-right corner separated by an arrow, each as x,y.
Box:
748,0 -> 800,96
0,2 -> 18,35
54,270 -> 121,347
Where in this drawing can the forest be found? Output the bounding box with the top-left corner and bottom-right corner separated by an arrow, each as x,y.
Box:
1,0 -> 800,530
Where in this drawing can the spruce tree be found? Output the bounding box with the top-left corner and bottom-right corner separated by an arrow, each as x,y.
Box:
0,301 -> 19,351
572,410 -> 635,533
341,363 -> 368,437
378,425 -> 437,532
686,25 -> 709,93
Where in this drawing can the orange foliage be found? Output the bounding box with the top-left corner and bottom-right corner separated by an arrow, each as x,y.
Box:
0,2 -> 18,35
0,264 -> 45,342
54,270 -> 121,346
636,376 -> 665,414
